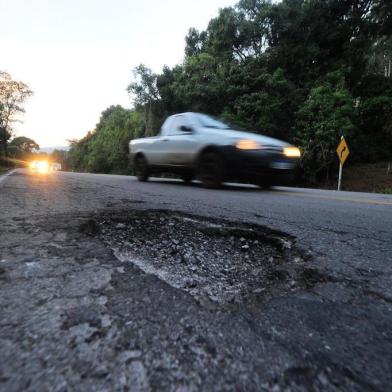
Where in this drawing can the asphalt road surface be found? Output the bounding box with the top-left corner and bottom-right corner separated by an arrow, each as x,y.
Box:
1,169 -> 392,391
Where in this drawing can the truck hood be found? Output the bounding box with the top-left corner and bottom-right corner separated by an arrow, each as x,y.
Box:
201,128 -> 291,147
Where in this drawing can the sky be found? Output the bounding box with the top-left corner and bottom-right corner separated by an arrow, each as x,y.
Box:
1,0 -> 235,147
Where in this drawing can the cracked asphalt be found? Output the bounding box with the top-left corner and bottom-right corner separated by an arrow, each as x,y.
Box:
1,169 -> 392,391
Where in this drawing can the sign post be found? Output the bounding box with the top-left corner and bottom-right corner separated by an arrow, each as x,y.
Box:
336,136 -> 350,191
338,161 -> 343,191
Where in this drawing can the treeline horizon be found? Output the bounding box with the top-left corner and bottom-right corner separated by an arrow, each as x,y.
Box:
68,0 -> 392,183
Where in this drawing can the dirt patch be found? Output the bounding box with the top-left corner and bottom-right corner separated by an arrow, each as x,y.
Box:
319,161 -> 392,193
95,210 -> 316,305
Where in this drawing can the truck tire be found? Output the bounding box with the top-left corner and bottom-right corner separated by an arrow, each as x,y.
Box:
181,173 -> 194,184
134,155 -> 149,182
255,178 -> 272,189
198,151 -> 223,188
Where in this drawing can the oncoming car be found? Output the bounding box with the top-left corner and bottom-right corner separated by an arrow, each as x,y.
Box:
28,161 -> 62,174
129,112 -> 300,188
29,160 -> 51,174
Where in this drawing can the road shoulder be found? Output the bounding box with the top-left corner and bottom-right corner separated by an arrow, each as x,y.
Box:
0,168 -> 17,185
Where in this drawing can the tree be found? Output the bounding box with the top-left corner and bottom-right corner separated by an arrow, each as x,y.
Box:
127,65 -> 161,136
295,71 -> 356,182
135,0 -> 392,184
8,136 -> 39,162
51,149 -> 68,170
185,28 -> 207,57
367,37 -> 392,78
354,74 -> 392,161
225,67 -> 302,139
67,106 -> 143,174
169,53 -> 230,114
0,72 -> 33,159
9,136 -> 39,153
67,133 -> 94,172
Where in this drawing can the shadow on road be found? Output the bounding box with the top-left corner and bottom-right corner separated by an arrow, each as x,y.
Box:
149,178 -> 276,193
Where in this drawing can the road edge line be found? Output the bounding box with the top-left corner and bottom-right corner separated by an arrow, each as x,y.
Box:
0,169 -> 16,186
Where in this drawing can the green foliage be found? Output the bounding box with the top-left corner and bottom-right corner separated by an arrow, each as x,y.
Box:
127,65 -> 159,106
151,0 -> 392,183
185,28 -> 207,57
127,65 -> 163,136
354,75 -> 392,162
50,149 -> 68,169
7,136 -> 39,164
9,136 -> 39,153
70,0 -> 392,182
67,106 -> 143,174
227,68 -> 302,140
295,71 -> 356,182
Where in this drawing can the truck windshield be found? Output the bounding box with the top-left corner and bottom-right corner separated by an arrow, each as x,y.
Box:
196,114 -> 231,129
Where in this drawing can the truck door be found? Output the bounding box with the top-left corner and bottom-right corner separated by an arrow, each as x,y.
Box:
149,117 -> 174,165
165,116 -> 196,166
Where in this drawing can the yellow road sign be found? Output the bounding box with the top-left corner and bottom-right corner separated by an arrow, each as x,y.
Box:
336,137 -> 350,165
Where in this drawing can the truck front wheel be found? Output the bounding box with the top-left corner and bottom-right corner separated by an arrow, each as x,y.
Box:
134,155 -> 150,182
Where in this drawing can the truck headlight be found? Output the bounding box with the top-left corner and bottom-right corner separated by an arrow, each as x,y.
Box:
284,146 -> 301,158
236,139 -> 263,150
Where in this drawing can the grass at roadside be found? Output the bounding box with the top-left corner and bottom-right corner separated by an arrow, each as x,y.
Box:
0,166 -> 9,175
325,161 -> 392,194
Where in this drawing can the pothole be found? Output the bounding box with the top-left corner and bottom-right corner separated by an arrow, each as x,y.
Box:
95,210 -> 313,305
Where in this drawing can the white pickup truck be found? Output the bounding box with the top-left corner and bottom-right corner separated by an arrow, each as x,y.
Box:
129,112 -> 300,187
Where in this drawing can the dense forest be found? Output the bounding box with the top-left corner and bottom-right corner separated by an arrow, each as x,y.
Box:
68,107 -> 143,174
68,0 -> 392,183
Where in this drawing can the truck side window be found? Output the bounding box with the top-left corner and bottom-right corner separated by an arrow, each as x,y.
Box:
161,117 -> 174,136
168,118 -> 179,135
168,116 -> 190,135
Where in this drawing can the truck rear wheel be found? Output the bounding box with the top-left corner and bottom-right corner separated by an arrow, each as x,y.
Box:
134,155 -> 149,182
255,178 -> 272,189
198,151 -> 223,188
181,173 -> 194,184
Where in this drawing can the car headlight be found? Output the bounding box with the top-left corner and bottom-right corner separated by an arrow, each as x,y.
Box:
236,139 -> 263,150
37,161 -> 49,173
284,146 -> 301,158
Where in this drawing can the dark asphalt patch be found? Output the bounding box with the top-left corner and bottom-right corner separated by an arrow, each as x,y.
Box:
78,219 -> 101,236
94,210 -> 319,306
2,200 -> 391,390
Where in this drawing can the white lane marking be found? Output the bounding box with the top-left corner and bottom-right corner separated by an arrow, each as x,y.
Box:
272,190 -> 392,206
0,169 -> 16,186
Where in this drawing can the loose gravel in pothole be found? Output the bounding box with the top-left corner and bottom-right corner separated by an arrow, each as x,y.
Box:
97,210 -> 310,305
